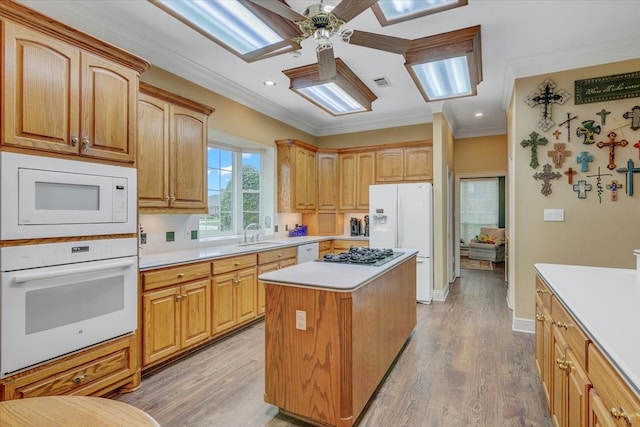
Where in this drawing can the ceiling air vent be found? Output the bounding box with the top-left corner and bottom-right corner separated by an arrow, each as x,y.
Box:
373,76 -> 392,88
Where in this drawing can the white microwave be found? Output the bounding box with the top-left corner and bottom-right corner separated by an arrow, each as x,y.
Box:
1,152 -> 137,240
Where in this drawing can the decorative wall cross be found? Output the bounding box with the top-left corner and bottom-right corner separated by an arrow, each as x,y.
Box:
533,163 -> 562,196
564,167 -> 577,184
547,143 -> 571,168
521,131 -> 548,169
576,151 -> 594,172
634,140 -> 640,159
559,113 -> 578,142
572,180 -> 592,199
596,131 -> 628,170
552,130 -> 562,140
525,79 -> 570,131
606,180 -> 623,201
576,120 -> 601,145
586,167 -> 612,204
622,105 -> 640,130
616,159 -> 640,196
596,108 -> 611,125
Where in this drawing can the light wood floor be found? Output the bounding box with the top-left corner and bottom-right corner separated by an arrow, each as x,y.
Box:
117,264 -> 552,426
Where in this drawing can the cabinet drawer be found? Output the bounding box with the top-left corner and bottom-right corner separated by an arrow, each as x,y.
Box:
318,240 -> 332,251
551,295 -> 590,365
142,262 -> 210,292
2,335 -> 136,400
213,254 -> 257,275
535,275 -> 553,311
258,246 -> 297,265
588,343 -> 640,426
333,239 -> 369,251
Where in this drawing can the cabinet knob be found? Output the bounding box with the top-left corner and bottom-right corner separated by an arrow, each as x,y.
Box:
164,195 -> 170,201
536,288 -> 548,294
175,293 -> 182,301
177,273 -> 185,278
555,321 -> 569,330
71,135 -> 79,147
535,313 -> 545,321
170,196 -> 176,202
72,374 -> 88,383
81,137 -> 90,149
555,358 -> 567,371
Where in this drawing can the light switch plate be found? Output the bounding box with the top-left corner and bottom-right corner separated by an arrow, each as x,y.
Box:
544,209 -> 564,222
295,310 -> 306,331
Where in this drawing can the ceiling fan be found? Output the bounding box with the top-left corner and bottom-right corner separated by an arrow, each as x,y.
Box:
246,0 -> 412,80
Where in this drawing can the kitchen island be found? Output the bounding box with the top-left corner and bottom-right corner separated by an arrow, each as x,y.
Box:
259,249 -> 418,427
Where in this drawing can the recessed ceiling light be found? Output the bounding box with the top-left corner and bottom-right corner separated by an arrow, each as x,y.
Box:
263,80 -> 277,87
475,112 -> 484,117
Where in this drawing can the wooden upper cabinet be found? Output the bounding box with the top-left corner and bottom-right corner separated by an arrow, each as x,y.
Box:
276,139 -> 318,213
376,145 -> 432,182
1,18 -> 146,163
137,83 -> 213,213
339,151 -> 375,211
317,151 -> 338,210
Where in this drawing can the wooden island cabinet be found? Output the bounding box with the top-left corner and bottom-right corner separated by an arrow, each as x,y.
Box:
534,265 -> 640,427
260,251 -> 418,427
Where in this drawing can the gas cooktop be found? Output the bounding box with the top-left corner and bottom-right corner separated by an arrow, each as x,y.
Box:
319,247 -> 403,266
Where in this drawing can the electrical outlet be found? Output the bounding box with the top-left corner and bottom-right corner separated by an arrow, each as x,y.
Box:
274,225 -> 279,232
285,224 -> 289,231
166,231 -> 175,242
140,232 -> 147,244
190,230 -> 198,240
295,310 -> 306,331
543,209 -> 564,222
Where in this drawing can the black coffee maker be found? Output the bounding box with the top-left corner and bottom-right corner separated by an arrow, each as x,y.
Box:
364,215 -> 370,237
350,217 -> 362,236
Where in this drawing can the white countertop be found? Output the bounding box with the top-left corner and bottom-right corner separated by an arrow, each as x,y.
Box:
139,235 -> 369,270
535,263 -> 640,397
259,249 -> 418,292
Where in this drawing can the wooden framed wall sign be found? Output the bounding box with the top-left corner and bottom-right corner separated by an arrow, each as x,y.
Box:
575,71 -> 640,104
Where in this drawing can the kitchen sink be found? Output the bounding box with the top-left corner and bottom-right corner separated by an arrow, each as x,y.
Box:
235,241 -> 285,248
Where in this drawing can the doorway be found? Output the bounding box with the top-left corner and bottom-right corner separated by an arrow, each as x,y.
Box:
455,172 -> 507,279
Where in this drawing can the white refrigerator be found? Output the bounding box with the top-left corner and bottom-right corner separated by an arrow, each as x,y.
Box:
369,183 -> 433,303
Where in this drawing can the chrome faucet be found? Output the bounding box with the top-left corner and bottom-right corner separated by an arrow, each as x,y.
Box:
243,223 -> 262,243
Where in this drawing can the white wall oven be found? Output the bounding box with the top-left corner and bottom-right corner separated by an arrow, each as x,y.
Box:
0,238 -> 137,377
0,152 -> 137,240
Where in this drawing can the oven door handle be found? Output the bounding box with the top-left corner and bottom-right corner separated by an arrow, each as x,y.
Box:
13,259 -> 136,283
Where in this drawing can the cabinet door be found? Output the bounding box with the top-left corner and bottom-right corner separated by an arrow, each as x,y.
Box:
294,147 -> 316,210
80,52 -> 137,163
2,21 -> 80,154
535,297 -> 552,404
566,349 -> 590,427
236,267 -> 258,324
257,263 -> 278,315
212,273 -> 235,335
589,390 -> 617,427
356,152 -> 376,210
317,153 -> 338,209
339,153 -> 358,210
180,280 -> 211,348
143,287 -> 181,365
169,105 -> 208,210
551,327 -> 568,427
305,150 -> 317,209
404,146 -> 432,181
376,148 -> 403,182
137,93 -> 170,208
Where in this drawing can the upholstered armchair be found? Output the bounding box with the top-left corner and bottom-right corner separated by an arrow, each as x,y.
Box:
468,227 -> 506,262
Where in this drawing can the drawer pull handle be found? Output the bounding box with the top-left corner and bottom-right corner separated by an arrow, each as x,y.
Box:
535,313 -> 545,321
610,407 -> 634,424
536,288 -> 548,294
81,136 -> 90,149
555,358 -> 567,371
72,374 -> 88,383
175,293 -> 182,301
71,135 -> 79,147
555,321 -> 569,330
277,254 -> 283,258
177,273 -> 185,278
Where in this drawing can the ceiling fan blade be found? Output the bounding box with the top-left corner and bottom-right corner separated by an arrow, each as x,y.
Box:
318,47 -> 337,81
331,0 -> 379,22
347,30 -> 412,54
245,0 -> 306,22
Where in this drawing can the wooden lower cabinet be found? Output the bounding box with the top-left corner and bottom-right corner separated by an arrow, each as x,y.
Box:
333,239 -> 369,251
142,279 -> 211,366
535,273 -> 640,427
257,247 -> 297,315
1,334 -> 139,400
318,240 -> 333,258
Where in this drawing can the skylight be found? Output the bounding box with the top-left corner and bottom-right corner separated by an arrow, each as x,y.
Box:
372,0 -> 467,26
411,56 -> 472,100
150,0 -> 291,59
298,83 -> 368,115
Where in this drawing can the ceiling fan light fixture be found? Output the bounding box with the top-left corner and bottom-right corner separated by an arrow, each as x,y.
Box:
283,58 -> 377,116
404,25 -> 482,102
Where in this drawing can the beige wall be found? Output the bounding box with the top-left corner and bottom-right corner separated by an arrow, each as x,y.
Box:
512,59 -> 640,322
454,135 -> 508,173
141,66 -> 317,148
317,124 -> 432,149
